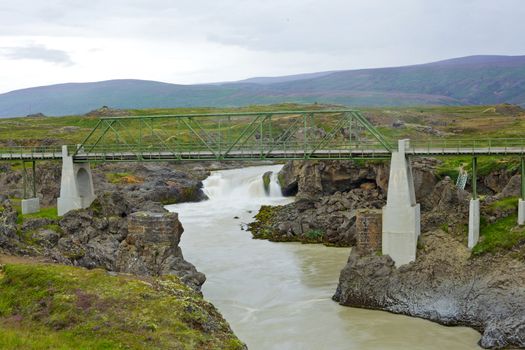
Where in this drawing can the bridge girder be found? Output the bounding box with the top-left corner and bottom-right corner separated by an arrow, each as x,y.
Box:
71,110 -> 393,162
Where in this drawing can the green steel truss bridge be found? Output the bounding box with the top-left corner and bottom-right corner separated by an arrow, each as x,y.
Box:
2,109 -> 525,163
4,109 -> 525,256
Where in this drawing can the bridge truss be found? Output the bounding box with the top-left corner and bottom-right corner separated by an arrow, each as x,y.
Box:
71,110 -> 393,161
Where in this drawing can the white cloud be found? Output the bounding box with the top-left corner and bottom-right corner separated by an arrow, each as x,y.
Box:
0,44 -> 74,66
0,0 -> 524,93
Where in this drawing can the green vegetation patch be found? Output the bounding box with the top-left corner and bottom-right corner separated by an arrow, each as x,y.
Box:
304,229 -> 324,243
472,214 -> 525,255
436,156 -> 519,179
17,206 -> 59,222
0,263 -> 244,350
248,205 -> 282,240
488,197 -> 519,211
106,172 -> 144,185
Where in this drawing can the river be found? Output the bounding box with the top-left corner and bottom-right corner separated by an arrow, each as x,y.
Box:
166,165 -> 482,350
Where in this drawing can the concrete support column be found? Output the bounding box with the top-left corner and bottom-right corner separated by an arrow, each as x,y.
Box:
57,145 -> 96,216
21,198 -> 40,214
518,199 -> 525,226
468,199 -> 480,248
21,160 -> 40,214
382,139 -> 420,266
468,157 -> 480,249
519,158 -> 525,225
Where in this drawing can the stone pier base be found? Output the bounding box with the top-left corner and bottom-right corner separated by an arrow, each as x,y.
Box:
468,199 -> 480,249
21,198 -> 40,214
116,211 -> 206,290
356,209 -> 382,254
518,199 -> 525,225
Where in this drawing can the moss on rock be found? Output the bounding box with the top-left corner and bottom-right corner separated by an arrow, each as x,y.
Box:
0,263 -> 245,350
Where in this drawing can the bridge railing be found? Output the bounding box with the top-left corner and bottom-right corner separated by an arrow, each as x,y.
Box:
74,138 -> 392,161
0,145 -> 64,160
404,138 -> 525,154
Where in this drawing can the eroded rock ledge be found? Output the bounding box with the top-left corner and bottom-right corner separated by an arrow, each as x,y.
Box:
0,193 -> 205,290
333,231 -> 525,349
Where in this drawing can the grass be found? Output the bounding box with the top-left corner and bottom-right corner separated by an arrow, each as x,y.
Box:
0,263 -> 244,350
16,207 -> 59,225
0,104 -> 524,155
472,214 -> 525,255
436,156 -> 520,179
0,103 -> 330,147
488,196 -> 519,211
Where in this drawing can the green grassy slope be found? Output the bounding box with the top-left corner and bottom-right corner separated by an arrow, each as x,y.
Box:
0,263 -> 244,350
0,103 -> 523,148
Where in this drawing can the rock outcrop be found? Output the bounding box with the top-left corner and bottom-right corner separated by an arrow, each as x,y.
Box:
117,211 -> 206,290
0,162 -> 207,208
249,187 -> 385,246
0,193 -> 205,291
333,230 -> 525,349
250,158 -> 438,245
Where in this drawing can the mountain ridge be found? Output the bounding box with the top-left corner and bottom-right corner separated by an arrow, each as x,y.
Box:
1,55 -> 524,117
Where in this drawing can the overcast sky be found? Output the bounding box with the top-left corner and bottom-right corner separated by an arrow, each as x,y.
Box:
0,0 -> 524,93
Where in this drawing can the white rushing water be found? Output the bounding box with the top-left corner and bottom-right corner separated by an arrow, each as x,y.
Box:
166,165 -> 481,350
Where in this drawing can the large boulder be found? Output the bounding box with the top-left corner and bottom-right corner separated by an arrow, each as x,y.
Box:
420,177 -> 470,232
484,169 -> 513,193
255,159 -> 438,246
497,174 -> 521,198
333,231 -> 525,349
0,162 -> 207,208
0,200 -> 20,252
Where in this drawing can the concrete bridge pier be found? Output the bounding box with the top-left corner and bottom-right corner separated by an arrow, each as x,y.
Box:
21,198 -> 40,214
468,157 -> 480,249
518,200 -> 525,226
519,158 -> 525,225
57,145 -> 96,216
468,199 -> 480,248
21,161 -> 40,214
382,139 -> 420,266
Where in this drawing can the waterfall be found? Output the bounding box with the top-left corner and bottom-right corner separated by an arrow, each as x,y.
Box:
203,165 -> 284,201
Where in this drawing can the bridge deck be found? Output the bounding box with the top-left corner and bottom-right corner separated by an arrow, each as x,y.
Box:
1,146 -> 525,162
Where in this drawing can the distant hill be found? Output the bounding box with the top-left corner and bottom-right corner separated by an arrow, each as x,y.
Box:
1,55 -> 524,117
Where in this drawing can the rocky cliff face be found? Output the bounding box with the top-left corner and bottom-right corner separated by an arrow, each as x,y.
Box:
333,231 -> 525,349
117,211 -> 205,289
0,193 -> 205,291
250,158 -> 439,246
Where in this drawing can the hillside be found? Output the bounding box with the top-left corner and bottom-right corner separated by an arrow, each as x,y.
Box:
0,55 -> 524,117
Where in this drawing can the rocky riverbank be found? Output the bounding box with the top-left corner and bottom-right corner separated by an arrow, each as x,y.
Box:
333,231 -> 525,349
249,158 -> 439,246
248,158 -> 525,349
0,193 -> 205,290
0,161 -> 254,348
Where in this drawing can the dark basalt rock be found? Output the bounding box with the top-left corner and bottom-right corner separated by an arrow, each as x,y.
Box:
0,193 -> 206,291
56,194 -> 205,290
333,231 -> 525,349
